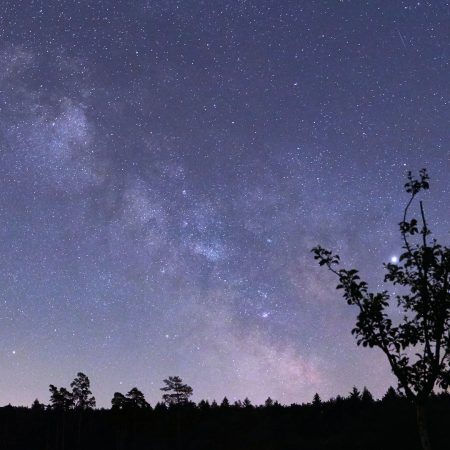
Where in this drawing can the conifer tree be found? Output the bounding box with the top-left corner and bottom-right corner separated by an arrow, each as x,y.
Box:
361,387 -> 374,404
160,376 -> 193,406
349,386 -> 361,402
382,386 -> 400,403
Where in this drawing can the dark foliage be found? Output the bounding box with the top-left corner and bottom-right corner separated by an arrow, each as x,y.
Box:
111,388 -> 150,410
71,372 -> 96,410
160,376 -> 193,406
2,392 -> 450,450
49,373 -> 96,411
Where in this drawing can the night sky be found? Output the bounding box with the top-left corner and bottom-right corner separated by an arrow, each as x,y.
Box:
0,0 -> 449,407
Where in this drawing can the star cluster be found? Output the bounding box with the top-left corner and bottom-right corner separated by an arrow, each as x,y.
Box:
0,1 -> 449,406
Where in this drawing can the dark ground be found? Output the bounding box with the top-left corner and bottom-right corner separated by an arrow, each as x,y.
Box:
1,394 -> 449,450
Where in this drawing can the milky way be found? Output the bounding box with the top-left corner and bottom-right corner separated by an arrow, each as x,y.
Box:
0,1 -> 449,406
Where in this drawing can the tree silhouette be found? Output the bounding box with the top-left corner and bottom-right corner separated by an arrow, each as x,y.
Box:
382,386 -> 401,403
69,372 -> 95,450
312,169 -> 450,450
49,372 -> 96,411
160,376 -> 193,450
7,384 -> 450,449
111,392 -> 128,410
312,393 -> 322,407
31,399 -> 45,411
111,388 -> 149,409
71,372 -> 96,410
126,387 -> 150,409
48,384 -> 74,450
348,386 -> 361,402
361,387 -> 374,404
198,399 -> 210,411
154,401 -> 168,412
160,376 -> 193,406
49,385 -> 74,410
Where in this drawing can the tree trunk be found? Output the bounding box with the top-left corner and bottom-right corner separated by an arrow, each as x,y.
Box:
62,411 -> 66,450
416,401 -> 432,450
77,411 -> 83,450
177,408 -> 181,450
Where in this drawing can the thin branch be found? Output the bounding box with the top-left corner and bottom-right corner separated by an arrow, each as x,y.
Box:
401,192 -> 416,258
419,200 -> 428,248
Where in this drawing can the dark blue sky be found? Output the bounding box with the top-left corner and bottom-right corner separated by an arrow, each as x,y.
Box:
0,0 -> 449,406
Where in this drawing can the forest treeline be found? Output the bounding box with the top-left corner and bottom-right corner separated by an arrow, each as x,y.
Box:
1,374 -> 450,450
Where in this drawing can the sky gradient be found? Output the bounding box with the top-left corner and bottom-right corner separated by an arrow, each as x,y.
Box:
0,0 -> 449,407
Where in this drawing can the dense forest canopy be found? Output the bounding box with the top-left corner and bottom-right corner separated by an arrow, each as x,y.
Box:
2,385 -> 450,450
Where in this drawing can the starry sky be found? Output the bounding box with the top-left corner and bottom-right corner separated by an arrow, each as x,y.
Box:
0,0 -> 449,407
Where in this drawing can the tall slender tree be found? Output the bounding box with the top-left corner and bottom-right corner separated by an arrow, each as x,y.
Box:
160,376 -> 193,450
312,169 -> 450,450
48,384 -> 74,450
